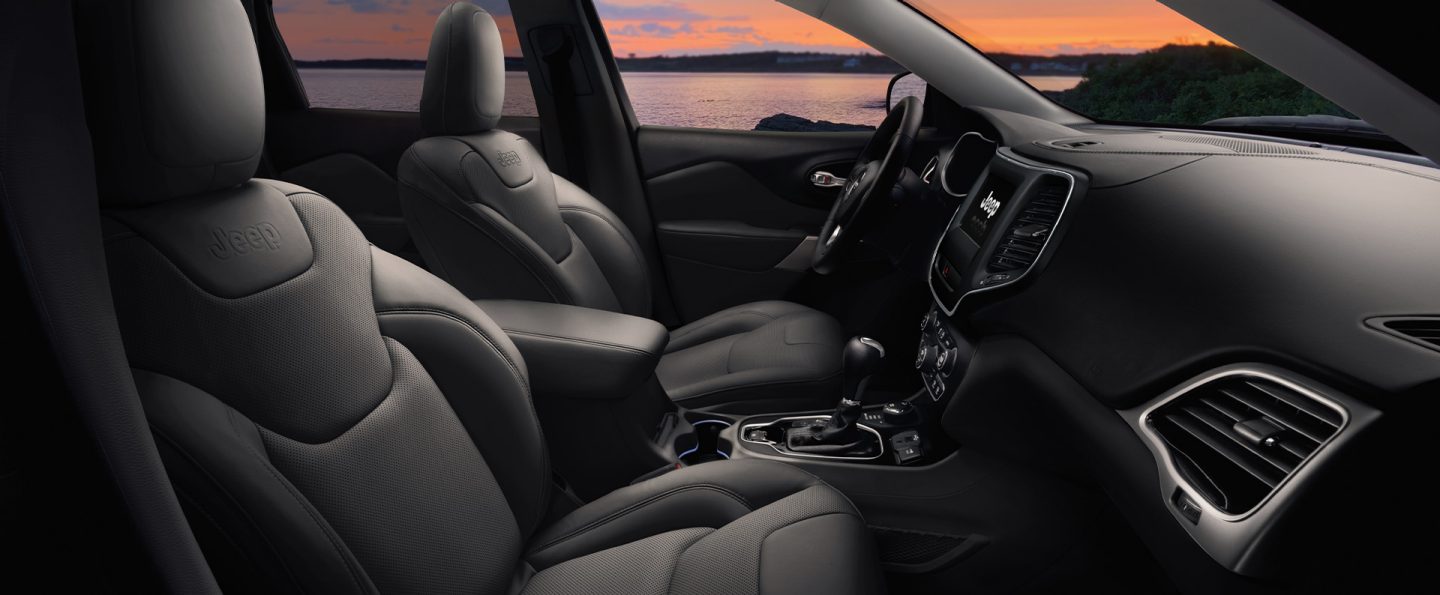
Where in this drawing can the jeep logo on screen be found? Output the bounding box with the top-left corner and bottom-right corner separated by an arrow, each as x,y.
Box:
209,223 -> 283,260
497,150 -> 522,167
980,191 -> 1001,218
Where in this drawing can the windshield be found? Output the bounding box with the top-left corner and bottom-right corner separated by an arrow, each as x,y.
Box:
904,0 -> 1358,129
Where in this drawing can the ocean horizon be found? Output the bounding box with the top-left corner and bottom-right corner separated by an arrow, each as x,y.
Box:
297,69 -> 1083,130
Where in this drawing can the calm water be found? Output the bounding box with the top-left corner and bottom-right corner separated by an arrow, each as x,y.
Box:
297,69 -> 1081,130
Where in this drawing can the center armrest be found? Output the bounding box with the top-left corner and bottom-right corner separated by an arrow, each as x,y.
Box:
474,300 -> 669,399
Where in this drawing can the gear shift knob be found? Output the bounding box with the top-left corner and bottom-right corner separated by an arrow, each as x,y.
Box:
842,336 -> 885,401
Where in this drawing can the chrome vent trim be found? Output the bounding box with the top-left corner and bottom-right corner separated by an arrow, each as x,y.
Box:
1367,315 -> 1440,353
1121,364 -> 1380,573
1146,373 -> 1342,515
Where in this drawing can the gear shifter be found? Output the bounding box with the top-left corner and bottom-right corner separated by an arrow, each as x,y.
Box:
787,337 -> 885,454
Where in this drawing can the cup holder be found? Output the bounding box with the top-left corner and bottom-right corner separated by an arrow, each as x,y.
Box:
676,419 -> 732,466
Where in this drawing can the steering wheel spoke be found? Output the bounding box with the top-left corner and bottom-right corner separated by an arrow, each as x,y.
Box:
812,95 -> 924,274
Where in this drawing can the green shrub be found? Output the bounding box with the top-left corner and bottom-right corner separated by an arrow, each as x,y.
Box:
1049,43 -> 1351,123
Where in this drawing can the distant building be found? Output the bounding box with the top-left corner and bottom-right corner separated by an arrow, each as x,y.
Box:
842,57 -> 860,69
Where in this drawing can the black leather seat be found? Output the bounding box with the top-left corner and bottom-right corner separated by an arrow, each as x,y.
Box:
75,0 -> 884,593
398,4 -> 844,412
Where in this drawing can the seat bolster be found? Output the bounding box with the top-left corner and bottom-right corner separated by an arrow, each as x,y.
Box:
760,514 -> 887,594
370,247 -> 551,539
524,459 -> 823,570
554,175 -> 653,317
136,371 -> 376,595
398,137 -> 575,304
667,300 -> 818,352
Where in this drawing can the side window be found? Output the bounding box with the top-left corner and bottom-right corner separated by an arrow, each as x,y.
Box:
273,0 -> 537,115
595,1 -> 900,131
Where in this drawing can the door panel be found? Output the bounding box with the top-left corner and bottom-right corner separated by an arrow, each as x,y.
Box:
635,126 -> 871,321
265,108 -> 544,261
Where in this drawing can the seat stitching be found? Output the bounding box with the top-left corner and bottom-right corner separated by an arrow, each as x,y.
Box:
557,204 -> 652,312
251,441 -> 373,594
529,484 -> 753,557
374,308 -> 531,397
373,312 -> 550,532
669,310 -> 777,347
148,426 -> 326,594
670,371 -> 843,402
502,328 -> 658,356
754,511 -> 859,593
400,152 -> 575,304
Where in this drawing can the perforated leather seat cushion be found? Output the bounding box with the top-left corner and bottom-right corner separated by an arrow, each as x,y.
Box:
522,460 -> 884,595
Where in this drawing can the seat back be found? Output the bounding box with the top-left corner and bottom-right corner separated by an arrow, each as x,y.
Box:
398,3 -> 652,317
78,1 -> 548,592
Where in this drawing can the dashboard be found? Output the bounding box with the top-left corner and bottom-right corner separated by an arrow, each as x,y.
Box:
910,110 -> 1438,585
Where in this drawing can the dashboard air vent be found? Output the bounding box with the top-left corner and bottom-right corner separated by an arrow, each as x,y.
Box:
986,177 -> 1066,272
1367,316 -> 1440,353
1147,374 -> 1343,515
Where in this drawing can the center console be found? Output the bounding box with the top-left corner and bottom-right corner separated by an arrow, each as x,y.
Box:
732,328 -> 968,467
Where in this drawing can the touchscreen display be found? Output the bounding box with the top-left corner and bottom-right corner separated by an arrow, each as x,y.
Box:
960,176 -> 1015,242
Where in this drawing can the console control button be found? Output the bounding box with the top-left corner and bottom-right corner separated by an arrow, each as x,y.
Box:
915,344 -> 937,371
881,401 -> 919,426
891,430 -> 925,464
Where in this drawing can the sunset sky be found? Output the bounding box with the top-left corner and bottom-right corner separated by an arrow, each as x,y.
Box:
274,0 -> 1229,61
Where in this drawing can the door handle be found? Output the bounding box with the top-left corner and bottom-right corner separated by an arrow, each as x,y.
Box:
810,171 -> 847,188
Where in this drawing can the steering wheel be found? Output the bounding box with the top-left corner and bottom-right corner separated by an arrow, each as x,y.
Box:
812,95 -> 924,274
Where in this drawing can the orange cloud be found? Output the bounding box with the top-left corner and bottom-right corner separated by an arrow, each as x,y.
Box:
274,0 -> 1230,61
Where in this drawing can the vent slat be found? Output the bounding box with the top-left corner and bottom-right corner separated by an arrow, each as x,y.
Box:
1151,373 -> 1344,514
1374,317 -> 1440,353
1220,386 -> 1336,444
1167,411 -> 1284,487
1243,380 -> 1343,428
1179,404 -> 1299,474
1276,439 -> 1313,460
985,179 -> 1067,274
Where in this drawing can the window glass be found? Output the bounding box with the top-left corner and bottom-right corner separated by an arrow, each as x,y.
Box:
595,0 -> 902,131
904,0 -> 1353,125
273,0 -> 537,115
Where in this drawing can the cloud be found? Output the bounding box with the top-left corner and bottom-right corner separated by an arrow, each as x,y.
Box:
315,37 -> 385,44
325,0 -> 408,14
609,22 -> 696,38
390,23 -> 414,32
316,0 -> 510,17
595,2 -> 738,22
710,25 -> 755,35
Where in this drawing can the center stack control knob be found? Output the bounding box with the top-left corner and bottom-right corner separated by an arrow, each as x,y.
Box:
915,344 -> 937,372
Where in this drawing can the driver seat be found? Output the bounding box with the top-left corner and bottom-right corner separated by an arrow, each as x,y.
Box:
398,4 -> 844,411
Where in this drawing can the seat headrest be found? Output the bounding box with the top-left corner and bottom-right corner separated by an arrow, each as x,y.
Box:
76,0 -> 265,207
420,3 -> 507,136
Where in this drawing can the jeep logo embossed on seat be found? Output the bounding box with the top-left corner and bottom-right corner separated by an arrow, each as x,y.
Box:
209,222 -> 283,259
497,150 -> 522,167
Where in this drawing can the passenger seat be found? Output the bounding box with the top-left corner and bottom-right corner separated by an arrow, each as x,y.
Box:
398,3 -> 846,412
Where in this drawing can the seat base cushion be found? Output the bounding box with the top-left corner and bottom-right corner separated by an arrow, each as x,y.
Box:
522,459 -> 884,595
657,301 -> 843,412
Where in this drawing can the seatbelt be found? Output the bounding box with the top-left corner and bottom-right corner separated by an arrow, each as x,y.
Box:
535,27 -> 589,189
